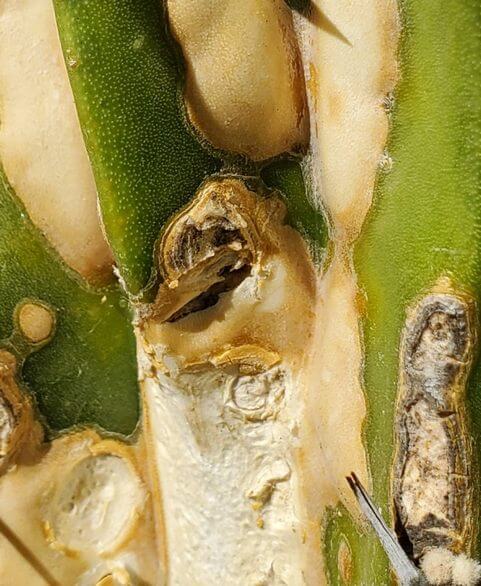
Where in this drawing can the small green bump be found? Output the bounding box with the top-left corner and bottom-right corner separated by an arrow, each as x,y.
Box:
324,505 -> 388,585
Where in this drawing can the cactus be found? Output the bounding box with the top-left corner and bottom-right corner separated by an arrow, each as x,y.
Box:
0,0 -> 479,584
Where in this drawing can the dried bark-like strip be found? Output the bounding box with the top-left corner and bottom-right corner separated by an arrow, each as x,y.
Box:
393,293 -> 475,559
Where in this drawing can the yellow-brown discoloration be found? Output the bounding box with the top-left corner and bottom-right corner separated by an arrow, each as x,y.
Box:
183,344 -> 281,376
0,0 -> 114,283
17,302 -> 55,344
0,351 -> 16,374
167,0 -> 308,161
209,345 -> 280,375
0,352 -> 40,471
337,538 -> 353,584
141,178 -> 315,370
96,569 -> 132,586
302,251 -> 369,512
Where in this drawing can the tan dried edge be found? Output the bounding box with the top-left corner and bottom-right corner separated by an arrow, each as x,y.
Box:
0,0 -> 113,283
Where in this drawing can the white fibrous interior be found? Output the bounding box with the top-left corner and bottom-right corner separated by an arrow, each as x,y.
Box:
166,0 -> 308,161
139,195 -> 320,583
142,368 -> 304,585
0,0 -> 113,282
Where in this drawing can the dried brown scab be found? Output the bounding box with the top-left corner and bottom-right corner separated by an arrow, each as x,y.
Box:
393,293 -> 474,559
0,351 -> 36,470
152,178 -> 283,323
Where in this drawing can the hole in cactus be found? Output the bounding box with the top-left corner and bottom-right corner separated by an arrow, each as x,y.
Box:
167,263 -> 251,322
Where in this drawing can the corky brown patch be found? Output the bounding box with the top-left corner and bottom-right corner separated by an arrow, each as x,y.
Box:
393,293 -> 474,560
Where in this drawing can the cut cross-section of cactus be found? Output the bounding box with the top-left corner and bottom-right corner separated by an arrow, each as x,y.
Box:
0,0 -> 480,584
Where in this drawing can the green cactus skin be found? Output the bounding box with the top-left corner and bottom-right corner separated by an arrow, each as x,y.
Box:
53,0 -> 220,297
324,506 -> 365,585
0,168 -> 139,437
262,158 -> 328,261
325,0 -> 481,582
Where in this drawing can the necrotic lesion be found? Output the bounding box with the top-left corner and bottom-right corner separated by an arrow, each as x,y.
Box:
393,293 -> 474,559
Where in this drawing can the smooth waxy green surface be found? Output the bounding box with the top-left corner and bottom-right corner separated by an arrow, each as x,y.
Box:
53,0 -> 219,296
0,169 -> 139,436
346,0 -> 481,580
